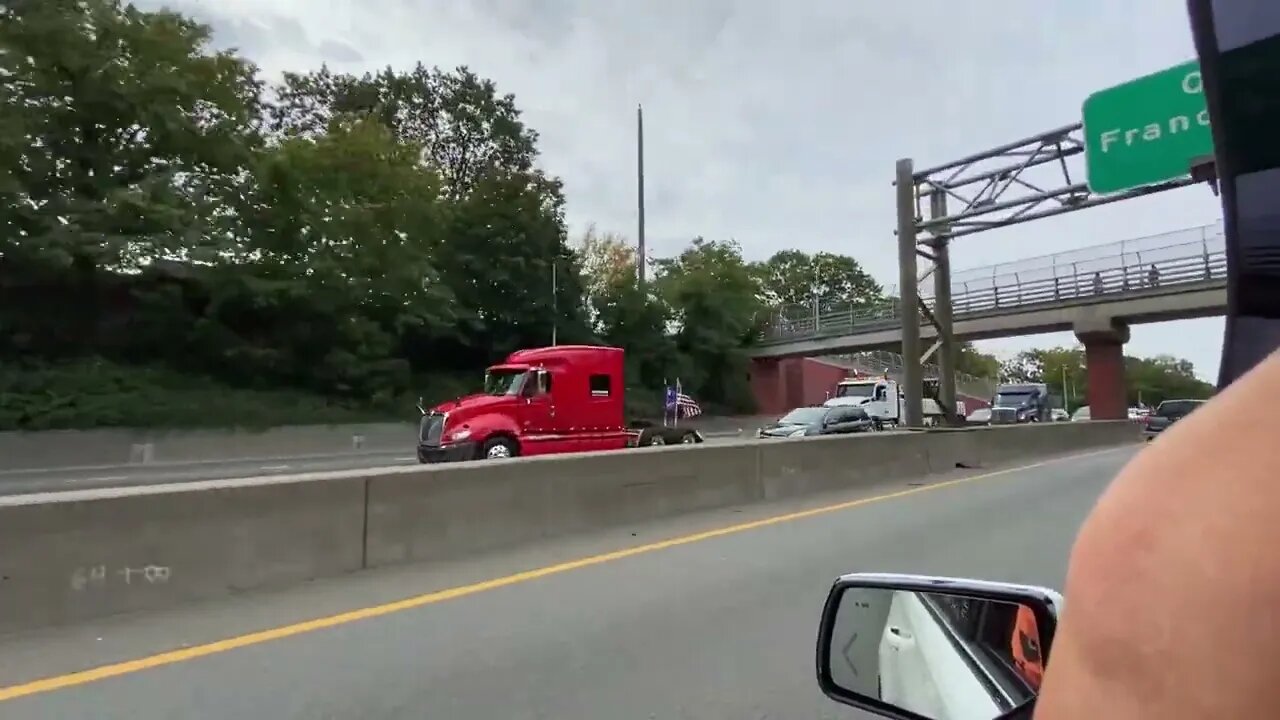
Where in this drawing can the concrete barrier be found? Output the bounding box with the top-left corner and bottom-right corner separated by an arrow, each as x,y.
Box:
0,423 -> 420,472
0,421 -> 1138,635
0,476 -> 367,636
0,416 -> 767,472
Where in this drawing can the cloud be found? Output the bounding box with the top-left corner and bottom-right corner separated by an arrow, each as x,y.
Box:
137,0 -> 1226,379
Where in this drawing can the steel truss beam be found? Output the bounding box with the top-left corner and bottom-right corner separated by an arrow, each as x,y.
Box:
913,123 -> 1194,241
895,123 -> 1197,428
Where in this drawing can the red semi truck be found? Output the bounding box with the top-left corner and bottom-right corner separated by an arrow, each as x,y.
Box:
416,345 -> 706,463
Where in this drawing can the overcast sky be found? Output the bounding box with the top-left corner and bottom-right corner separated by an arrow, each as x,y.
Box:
144,0 -> 1226,380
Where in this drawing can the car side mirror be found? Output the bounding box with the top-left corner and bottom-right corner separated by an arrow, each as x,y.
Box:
816,573 -> 1062,720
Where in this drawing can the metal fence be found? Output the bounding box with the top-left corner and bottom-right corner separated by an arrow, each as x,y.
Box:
764,222 -> 1226,342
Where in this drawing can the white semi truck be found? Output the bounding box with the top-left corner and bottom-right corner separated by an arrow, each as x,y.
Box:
823,377 -> 967,428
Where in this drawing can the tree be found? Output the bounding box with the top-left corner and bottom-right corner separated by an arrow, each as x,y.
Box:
754,250 -> 883,312
0,0 -> 263,270
578,225 -> 638,305
1125,355 -> 1214,407
266,64 -> 539,198
956,342 -> 1000,379
211,116 -> 456,397
244,116 -> 450,316
430,169 -> 591,366
655,238 -> 765,410
998,346 -> 1213,411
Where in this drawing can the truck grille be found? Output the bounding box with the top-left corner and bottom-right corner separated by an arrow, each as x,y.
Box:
990,408 -> 1018,424
419,413 -> 446,445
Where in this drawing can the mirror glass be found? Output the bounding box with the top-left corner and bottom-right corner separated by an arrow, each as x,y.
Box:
825,587 -> 1044,720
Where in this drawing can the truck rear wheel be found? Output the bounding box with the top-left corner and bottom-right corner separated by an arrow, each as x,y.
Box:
480,436 -> 518,460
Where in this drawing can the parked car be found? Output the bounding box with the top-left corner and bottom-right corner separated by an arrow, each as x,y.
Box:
1143,398 -> 1208,439
1071,406 -> 1091,422
1051,408 -> 1070,422
757,405 -> 875,438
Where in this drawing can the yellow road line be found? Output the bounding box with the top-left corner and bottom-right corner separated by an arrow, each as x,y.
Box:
0,446 -> 1128,703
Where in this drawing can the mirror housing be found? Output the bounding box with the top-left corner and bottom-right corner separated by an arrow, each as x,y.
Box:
816,572 -> 1063,720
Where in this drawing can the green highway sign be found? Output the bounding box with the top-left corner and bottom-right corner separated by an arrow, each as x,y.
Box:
1082,60 -> 1215,194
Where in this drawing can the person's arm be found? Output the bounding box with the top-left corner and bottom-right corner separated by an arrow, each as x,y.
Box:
1035,350 -> 1280,718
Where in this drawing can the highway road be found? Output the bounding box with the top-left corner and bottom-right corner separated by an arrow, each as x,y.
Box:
0,446 -> 1134,719
0,431 -> 751,496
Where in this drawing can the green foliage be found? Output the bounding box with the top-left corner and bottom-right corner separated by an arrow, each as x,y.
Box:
956,342 -> 1001,379
0,0 -> 263,269
654,239 -> 766,411
999,347 -> 1214,409
0,0 -> 1211,431
1124,354 -> 1215,406
752,249 -> 882,312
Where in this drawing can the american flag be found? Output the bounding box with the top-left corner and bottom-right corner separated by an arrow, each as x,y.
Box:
665,380 -> 702,419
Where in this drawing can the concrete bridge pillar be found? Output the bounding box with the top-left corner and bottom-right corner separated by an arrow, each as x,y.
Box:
1074,317 -> 1130,421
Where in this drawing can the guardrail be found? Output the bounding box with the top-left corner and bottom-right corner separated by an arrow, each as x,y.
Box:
764,223 -> 1227,343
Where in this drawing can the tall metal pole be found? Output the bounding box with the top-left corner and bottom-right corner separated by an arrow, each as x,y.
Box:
636,105 -> 647,287
551,260 -> 558,346
929,189 -> 957,424
897,159 -> 924,428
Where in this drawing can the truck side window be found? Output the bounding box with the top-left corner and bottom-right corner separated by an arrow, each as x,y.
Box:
589,374 -> 611,397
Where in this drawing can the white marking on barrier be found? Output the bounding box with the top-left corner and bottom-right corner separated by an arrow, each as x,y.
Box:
70,564 -> 171,591
128,444 -> 155,465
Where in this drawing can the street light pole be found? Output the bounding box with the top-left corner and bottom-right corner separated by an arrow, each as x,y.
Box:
636,104 -> 647,287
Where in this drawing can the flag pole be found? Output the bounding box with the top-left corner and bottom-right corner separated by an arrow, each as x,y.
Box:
663,377 -> 669,427
674,377 -> 681,428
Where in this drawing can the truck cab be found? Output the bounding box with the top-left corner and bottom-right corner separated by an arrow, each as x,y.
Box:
418,345 -> 631,462
824,378 -> 952,427
825,378 -> 898,423
989,383 -> 1051,424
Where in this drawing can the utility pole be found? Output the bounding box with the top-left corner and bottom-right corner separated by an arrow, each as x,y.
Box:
896,159 -> 923,428
636,104 -> 647,287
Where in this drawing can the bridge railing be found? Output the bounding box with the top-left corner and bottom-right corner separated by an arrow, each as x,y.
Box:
763,224 -> 1227,343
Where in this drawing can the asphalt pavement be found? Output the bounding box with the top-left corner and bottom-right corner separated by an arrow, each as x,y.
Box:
0,432 -> 750,496
0,446 -> 1135,719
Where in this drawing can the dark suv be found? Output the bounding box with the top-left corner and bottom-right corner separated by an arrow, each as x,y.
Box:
1144,399 -> 1208,439
757,405 -> 875,438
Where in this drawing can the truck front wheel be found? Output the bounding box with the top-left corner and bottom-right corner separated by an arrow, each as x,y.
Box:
480,436 -> 519,460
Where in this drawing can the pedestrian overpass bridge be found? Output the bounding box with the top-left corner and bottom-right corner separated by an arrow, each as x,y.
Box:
748,223 -> 1226,418
753,223 -> 1225,358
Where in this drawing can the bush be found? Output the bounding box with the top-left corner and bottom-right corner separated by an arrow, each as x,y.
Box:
0,358 -> 475,431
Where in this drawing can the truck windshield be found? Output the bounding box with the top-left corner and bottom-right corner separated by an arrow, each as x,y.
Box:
1156,400 -> 1205,417
484,369 -> 528,396
779,407 -> 828,425
994,392 -> 1033,406
835,384 -> 876,398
